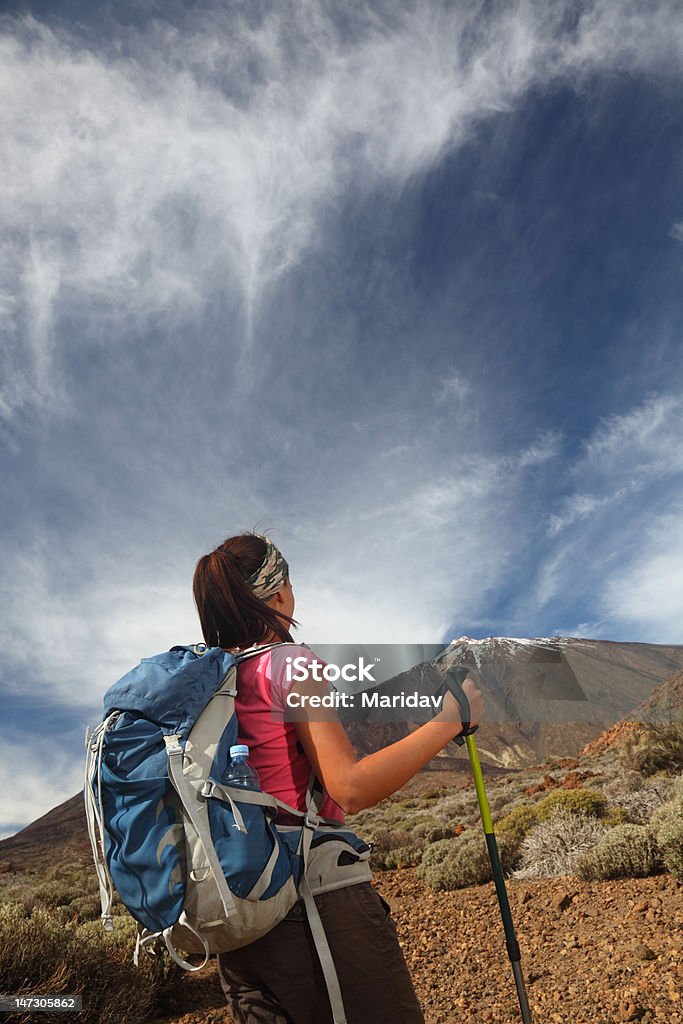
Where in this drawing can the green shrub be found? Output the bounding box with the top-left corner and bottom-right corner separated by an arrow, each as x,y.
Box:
417,831 -> 517,891
411,818 -> 453,843
650,796 -> 683,882
417,837 -> 456,872
398,813 -> 440,834
535,788 -> 608,822
620,722 -> 683,776
0,902 -> 183,1024
417,832 -> 491,890
421,787 -> 449,801
369,829 -> 424,870
382,845 -> 424,869
497,803 -> 538,842
604,806 -> 631,827
576,824 -> 663,881
496,790 -> 607,848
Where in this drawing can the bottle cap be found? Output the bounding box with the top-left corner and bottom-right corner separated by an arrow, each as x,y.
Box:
229,744 -> 249,758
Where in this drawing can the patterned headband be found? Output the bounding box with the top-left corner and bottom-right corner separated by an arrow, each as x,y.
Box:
245,537 -> 289,600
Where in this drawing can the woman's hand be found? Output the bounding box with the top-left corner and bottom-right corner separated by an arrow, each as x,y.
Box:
436,676 -> 485,732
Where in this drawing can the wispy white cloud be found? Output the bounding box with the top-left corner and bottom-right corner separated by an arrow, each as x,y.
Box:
579,394 -> 683,475
530,394 -> 683,638
1,0 -> 682,420
510,431 -> 561,469
602,512 -> 683,642
434,372 -> 469,404
547,487 -> 630,535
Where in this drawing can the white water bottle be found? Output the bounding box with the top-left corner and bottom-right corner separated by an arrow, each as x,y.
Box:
223,744 -> 261,789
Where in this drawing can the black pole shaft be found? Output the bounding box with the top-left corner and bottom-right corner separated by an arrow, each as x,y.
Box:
465,733 -> 533,1024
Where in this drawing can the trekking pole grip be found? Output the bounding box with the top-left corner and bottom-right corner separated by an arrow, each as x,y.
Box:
442,665 -> 479,746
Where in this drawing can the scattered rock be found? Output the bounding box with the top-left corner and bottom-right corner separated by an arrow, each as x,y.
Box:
618,999 -> 645,1021
552,891 -> 573,914
633,943 -> 657,961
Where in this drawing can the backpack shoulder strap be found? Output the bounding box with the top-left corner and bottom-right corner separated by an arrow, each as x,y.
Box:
234,640 -> 301,662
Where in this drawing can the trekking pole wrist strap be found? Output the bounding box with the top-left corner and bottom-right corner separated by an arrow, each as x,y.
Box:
441,666 -> 479,747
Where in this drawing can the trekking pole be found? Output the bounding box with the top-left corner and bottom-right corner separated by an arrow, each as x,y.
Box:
443,666 -> 533,1024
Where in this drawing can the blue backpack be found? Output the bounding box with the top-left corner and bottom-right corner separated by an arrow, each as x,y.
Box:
85,643 -> 371,1024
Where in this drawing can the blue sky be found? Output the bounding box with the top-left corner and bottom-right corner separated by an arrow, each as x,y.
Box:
1,0 -> 683,836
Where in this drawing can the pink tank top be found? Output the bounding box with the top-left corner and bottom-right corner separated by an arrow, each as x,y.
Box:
234,644 -> 345,824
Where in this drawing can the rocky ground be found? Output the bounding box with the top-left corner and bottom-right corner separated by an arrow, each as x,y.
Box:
149,869 -> 682,1024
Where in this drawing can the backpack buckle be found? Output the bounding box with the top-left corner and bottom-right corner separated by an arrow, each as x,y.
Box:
304,810 -> 320,830
164,735 -> 183,756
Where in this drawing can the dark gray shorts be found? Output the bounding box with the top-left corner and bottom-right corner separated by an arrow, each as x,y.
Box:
217,882 -> 424,1024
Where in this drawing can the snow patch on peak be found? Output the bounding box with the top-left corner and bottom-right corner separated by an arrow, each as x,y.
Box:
444,635 -> 594,667
450,635 -> 580,647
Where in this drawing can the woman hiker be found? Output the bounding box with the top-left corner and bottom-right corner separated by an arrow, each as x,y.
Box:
193,531 -> 485,1024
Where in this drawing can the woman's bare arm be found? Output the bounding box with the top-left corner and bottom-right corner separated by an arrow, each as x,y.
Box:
292,678 -> 483,814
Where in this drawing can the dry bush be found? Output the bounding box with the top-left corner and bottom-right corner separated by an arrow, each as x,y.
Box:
26,880 -> 76,911
13,861 -> 107,924
620,722 -> 683,776
513,811 -> 607,881
603,770 -> 655,799
576,824 -> 663,882
649,795 -> 683,882
417,837 -> 455,873
0,901 -> 182,1024
607,787 -> 668,825
395,812 -> 441,834
430,791 -> 481,828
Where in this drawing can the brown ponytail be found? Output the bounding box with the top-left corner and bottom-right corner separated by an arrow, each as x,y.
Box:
193,533 -> 297,649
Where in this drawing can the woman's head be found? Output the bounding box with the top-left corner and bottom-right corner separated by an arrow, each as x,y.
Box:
193,532 -> 296,649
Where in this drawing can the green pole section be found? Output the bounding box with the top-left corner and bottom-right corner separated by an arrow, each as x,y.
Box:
465,733 -> 494,832
465,732 -> 533,1024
